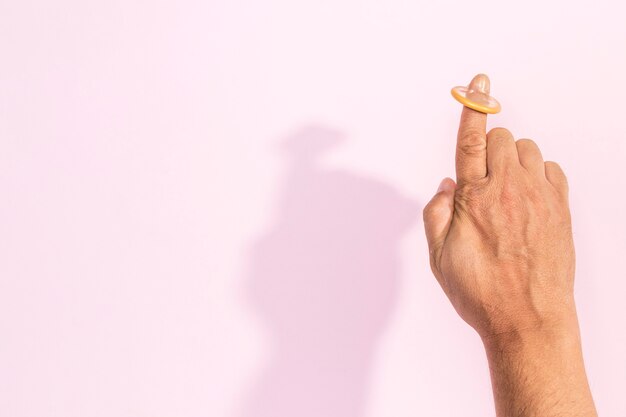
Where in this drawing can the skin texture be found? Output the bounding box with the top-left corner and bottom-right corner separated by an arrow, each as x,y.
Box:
423,74 -> 597,417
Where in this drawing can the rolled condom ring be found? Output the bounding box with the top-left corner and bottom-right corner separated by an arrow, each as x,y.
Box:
451,74 -> 501,114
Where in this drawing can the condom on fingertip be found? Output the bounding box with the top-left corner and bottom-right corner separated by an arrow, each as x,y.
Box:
451,74 -> 501,114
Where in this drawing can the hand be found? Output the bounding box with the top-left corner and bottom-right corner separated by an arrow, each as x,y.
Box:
423,74 -> 575,340
423,74 -> 597,417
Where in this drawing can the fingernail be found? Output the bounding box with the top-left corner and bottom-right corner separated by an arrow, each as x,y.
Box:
468,73 -> 490,94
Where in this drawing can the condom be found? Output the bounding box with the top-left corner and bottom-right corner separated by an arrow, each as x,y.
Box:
451,84 -> 501,114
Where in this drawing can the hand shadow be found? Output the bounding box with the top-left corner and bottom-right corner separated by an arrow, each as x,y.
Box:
237,125 -> 420,417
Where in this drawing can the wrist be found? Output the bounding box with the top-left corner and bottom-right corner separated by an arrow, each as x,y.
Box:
478,296 -> 581,351
480,310 -> 597,417
481,312 -> 582,354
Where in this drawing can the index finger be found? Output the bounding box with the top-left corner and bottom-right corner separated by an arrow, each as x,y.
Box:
455,74 -> 490,183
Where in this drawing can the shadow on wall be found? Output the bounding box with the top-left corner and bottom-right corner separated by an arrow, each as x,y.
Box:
237,126 -> 420,417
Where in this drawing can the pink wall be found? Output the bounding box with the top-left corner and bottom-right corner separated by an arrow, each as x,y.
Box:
1,1 -> 625,416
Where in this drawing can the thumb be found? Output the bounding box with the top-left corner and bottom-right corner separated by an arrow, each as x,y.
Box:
423,177 -> 457,272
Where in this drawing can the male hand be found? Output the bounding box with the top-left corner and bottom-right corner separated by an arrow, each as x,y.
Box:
424,74 -> 574,339
423,74 -> 597,417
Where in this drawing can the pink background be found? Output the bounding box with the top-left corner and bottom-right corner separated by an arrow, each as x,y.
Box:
1,1 -> 625,416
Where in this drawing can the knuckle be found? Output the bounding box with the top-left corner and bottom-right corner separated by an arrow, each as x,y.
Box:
545,161 -> 569,185
526,184 -> 545,204
460,129 -> 484,143
458,132 -> 486,155
487,127 -> 513,140
499,179 -> 523,206
455,182 -> 489,214
545,160 -> 562,170
516,138 -> 537,148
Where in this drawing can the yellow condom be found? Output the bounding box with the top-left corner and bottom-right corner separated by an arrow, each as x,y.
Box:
451,85 -> 501,114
